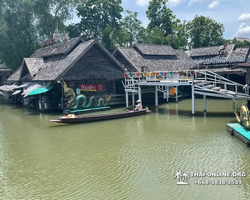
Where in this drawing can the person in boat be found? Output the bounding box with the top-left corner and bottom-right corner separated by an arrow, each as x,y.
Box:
135,99 -> 142,111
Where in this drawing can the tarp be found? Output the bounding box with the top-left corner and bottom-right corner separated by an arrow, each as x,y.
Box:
14,82 -> 33,90
12,90 -> 22,95
0,84 -> 18,91
27,85 -> 53,96
22,84 -> 39,97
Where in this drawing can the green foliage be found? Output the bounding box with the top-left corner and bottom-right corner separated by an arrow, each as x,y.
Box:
0,0 -> 76,70
101,25 -> 127,52
227,39 -> 250,47
187,15 -> 225,48
0,0 -> 37,70
146,27 -> 168,45
75,0 -> 123,40
146,0 -> 176,36
120,10 -> 147,46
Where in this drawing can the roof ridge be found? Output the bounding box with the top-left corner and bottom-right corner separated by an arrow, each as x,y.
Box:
135,43 -> 172,47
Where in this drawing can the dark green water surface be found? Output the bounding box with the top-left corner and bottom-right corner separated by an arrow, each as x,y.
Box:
0,99 -> 250,200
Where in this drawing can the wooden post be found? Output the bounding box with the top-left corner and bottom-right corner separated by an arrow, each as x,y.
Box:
138,86 -> 142,104
176,86 -> 178,102
167,87 -> 169,102
203,95 -> 206,112
126,91 -> 129,108
132,92 -> 135,106
61,83 -> 64,109
192,85 -> 195,115
155,85 -> 158,107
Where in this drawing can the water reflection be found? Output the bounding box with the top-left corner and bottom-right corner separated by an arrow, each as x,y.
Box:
0,99 -> 250,200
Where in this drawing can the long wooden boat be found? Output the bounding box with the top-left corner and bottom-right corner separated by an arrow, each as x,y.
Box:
50,109 -> 151,123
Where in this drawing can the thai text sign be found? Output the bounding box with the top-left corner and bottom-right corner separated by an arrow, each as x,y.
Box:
98,85 -> 104,91
79,84 -> 97,91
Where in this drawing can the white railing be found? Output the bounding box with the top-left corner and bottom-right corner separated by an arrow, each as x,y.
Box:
123,70 -> 250,97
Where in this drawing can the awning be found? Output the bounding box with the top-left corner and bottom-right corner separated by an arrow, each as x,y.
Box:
12,90 -> 22,96
27,85 -> 53,96
14,82 -> 33,90
0,84 -> 18,91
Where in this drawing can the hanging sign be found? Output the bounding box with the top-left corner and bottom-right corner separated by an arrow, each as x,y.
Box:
98,85 -> 104,91
79,84 -> 97,91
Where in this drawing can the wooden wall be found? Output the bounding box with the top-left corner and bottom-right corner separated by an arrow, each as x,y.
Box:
63,44 -> 123,80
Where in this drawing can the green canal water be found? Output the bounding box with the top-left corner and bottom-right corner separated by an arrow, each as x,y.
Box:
0,98 -> 250,200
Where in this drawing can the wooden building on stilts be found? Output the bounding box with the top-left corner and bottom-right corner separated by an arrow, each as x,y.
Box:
3,36 -> 124,112
188,43 -> 250,84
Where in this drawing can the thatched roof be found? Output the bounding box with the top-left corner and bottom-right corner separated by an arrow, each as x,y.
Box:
114,45 -> 196,72
24,58 -> 44,78
191,45 -> 249,66
7,37 -> 123,82
134,43 -> 176,56
33,39 -> 123,81
30,36 -> 83,58
190,44 -> 235,57
7,66 -> 22,82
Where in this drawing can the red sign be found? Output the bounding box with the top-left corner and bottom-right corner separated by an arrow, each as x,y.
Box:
98,85 -> 104,91
79,84 -> 97,91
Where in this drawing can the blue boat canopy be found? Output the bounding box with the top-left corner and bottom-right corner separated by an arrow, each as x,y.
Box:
27,85 -> 53,96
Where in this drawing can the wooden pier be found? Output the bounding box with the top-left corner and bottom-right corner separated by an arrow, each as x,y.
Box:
227,123 -> 250,147
124,70 -> 250,114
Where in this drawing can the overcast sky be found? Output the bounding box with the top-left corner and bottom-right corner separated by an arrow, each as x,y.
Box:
71,0 -> 250,40
122,0 -> 250,39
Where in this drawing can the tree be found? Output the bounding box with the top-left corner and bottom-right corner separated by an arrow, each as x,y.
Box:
227,38 -> 250,48
0,0 -> 78,70
0,0 -> 37,70
146,27 -> 168,45
101,25 -> 127,52
75,0 -> 123,40
33,0 -> 77,41
146,0 -> 176,36
120,10 -> 147,46
187,15 -> 225,48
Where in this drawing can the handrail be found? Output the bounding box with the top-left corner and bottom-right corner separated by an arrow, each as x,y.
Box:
123,70 -> 250,97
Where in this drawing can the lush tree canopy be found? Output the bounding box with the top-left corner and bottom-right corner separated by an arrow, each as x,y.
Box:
74,0 -> 123,40
120,10 -> 146,46
146,0 -> 176,36
227,38 -> 250,48
0,0 -> 233,71
0,0 -> 76,70
187,15 -> 225,48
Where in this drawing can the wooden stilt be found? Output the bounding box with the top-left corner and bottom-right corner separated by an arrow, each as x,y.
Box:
126,91 -> 129,108
203,95 -> 206,112
155,86 -> 158,107
192,85 -> 195,115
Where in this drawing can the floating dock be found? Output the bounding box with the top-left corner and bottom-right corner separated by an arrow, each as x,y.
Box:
226,123 -> 250,147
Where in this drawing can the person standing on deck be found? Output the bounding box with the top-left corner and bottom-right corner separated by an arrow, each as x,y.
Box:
135,100 -> 142,111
